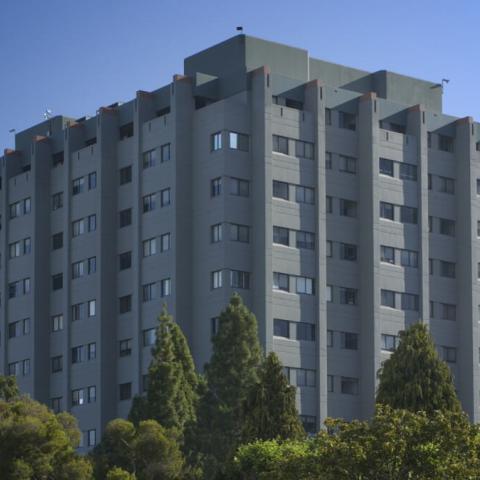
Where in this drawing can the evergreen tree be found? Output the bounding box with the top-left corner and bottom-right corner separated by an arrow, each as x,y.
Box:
376,323 -> 461,414
191,293 -> 262,478
241,352 -> 305,442
129,306 -> 198,433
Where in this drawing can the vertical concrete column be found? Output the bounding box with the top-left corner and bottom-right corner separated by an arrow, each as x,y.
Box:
171,76 -> 194,342
31,137 -> 52,403
132,92 -> 154,395
358,92 -> 380,419
97,108 -> 119,428
304,80 -> 328,426
455,117 -> 479,421
407,106 -> 430,326
63,123 -> 84,411
250,66 -> 273,353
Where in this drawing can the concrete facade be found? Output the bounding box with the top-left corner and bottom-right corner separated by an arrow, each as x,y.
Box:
2,35 -> 480,447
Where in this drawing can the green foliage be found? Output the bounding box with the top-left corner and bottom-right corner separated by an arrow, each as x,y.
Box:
230,406 -> 480,480
376,323 -> 462,414
106,467 -> 137,480
0,375 -> 20,401
129,306 -> 198,434
92,418 -> 183,480
0,380 -> 92,479
241,352 -> 305,443
190,293 -> 262,478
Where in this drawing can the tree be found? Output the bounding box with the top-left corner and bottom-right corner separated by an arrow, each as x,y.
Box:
241,352 -> 305,443
376,323 -> 462,414
0,377 -> 92,479
129,306 -> 198,434
92,418 -> 183,480
190,293 -> 262,478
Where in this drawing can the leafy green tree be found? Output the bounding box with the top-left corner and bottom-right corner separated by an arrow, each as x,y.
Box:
0,378 -> 92,479
0,375 -> 20,401
376,323 -> 462,414
129,306 -> 198,434
92,418 -> 183,480
106,467 -> 137,480
241,352 -> 305,443
190,293 -> 262,478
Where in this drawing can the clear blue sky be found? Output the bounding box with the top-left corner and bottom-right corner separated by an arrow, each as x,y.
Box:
1,0 -> 478,150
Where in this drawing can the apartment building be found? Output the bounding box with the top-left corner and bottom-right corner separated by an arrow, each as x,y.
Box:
1,34 -> 480,447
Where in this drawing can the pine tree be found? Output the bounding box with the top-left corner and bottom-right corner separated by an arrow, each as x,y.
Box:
128,306 -> 198,434
241,352 -> 305,442
376,323 -> 462,414
190,293 -> 262,478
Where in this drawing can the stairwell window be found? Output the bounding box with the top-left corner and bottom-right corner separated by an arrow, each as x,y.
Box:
161,143 -> 171,162
229,132 -> 249,151
295,140 -> 314,160
272,135 -> 289,155
211,132 -> 222,151
273,180 -> 289,200
211,270 -> 223,289
379,158 -> 394,177
399,163 -> 417,181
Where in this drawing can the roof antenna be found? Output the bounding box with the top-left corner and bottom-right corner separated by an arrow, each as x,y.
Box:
236,26 -> 243,33
441,78 -> 450,91
43,108 -> 53,120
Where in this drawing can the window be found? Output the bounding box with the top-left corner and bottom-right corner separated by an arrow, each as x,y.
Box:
142,282 -> 157,302
400,249 -> 418,268
52,273 -> 63,291
88,300 -> 96,317
143,193 -> 156,212
119,383 -> 132,401
160,188 -> 171,207
381,246 -> 395,264
51,355 -> 63,373
428,174 -> 432,190
230,224 -> 249,243
272,135 -> 289,155
294,368 -> 316,388
211,132 -> 222,151
161,143 -> 171,162
229,132 -> 249,151
381,334 -> 398,352
9,198 -> 31,219
51,314 -> 64,332
340,332 -> 358,350
339,199 -> 357,218
439,218 -> 455,237
211,177 -> 222,197
52,151 -> 64,167
326,285 -> 332,302
9,238 -> 31,258
211,224 -> 222,243
327,375 -> 334,392
440,260 -> 455,278
273,226 -> 289,246
438,134 -> 454,152
442,346 -> 457,363
230,270 -> 250,289
72,345 -> 85,364
440,303 -> 456,321
119,122 -> 134,139
8,318 -> 30,338
88,214 -> 96,232
119,166 -> 132,185
88,257 -> 96,275
380,202 -> 394,221
326,196 -> 332,213
119,252 -> 132,271
296,231 -> 315,250
340,243 -> 357,261
211,270 -> 222,289
401,293 -> 419,311
51,397 -> 62,413
71,389 -> 85,406
143,238 -> 157,257
326,240 -> 332,257
429,216 -> 433,233
143,328 -> 156,346
341,377 -> 359,395
339,155 -> 356,174
273,272 -> 289,292
295,140 -> 314,159
439,176 -> 455,194
339,287 -> 357,305
381,289 -> 395,308
379,158 -> 394,177
88,343 -> 96,360
230,177 -> 249,197
273,319 -> 289,338
327,330 -> 334,347
325,151 -> 332,169
160,233 -> 170,252
339,111 -> 356,131
88,172 -> 97,190
72,303 -> 86,321
399,163 -> 417,181
119,295 -> 132,314
400,206 -> 418,224
296,276 -> 314,295
52,232 -> 63,250
297,322 -> 315,341
72,219 -> 85,237
325,108 -> 332,125
296,186 -> 315,204
52,192 -> 63,211
119,208 -> 132,227
273,180 -> 289,200
72,261 -> 85,279
8,278 -> 30,298
143,149 -> 158,169
72,177 -> 85,195
300,415 -> 317,435
210,317 -> 220,337
119,339 -> 132,357
87,430 -> 96,447
160,278 -> 171,297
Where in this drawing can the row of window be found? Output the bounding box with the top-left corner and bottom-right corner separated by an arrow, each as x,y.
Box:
325,152 -> 356,173
328,375 -> 359,395
430,258 -> 456,278
381,289 -> 419,311
283,367 -> 316,387
72,257 -> 96,279
380,201 -> 417,224
9,237 -> 31,259
8,359 -> 30,376
327,330 -> 358,350
326,196 -> 357,217
379,158 -> 417,181
142,279 -> 171,301
210,176 -> 250,198
326,241 -> 357,261
71,343 -> 96,364
380,245 -> 418,268
8,278 -> 30,298
143,144 -> 170,169
72,172 -> 97,196
9,197 -> 31,219
429,216 -> 455,236
211,223 -> 250,244
273,180 -> 315,204
211,269 -> 250,290
273,272 -> 315,295
272,135 -> 314,159
211,131 -> 249,152
8,317 -> 30,338
273,319 -> 316,341
429,173 -> 455,195
273,226 -> 315,250
325,109 -> 357,131
326,285 -> 357,305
